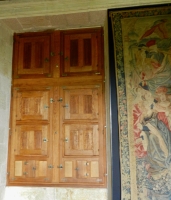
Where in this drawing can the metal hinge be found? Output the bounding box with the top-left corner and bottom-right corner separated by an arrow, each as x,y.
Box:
63,104 -> 69,108
48,165 -> 54,169
43,138 -> 48,142
57,164 -> 63,169
51,52 -> 55,57
50,98 -> 54,103
57,98 -> 63,102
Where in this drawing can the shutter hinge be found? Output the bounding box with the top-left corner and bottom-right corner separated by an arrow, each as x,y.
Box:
43,138 -> 48,142
57,164 -> 63,169
50,98 -> 54,103
57,98 -> 63,102
63,104 -> 69,108
48,165 -> 54,169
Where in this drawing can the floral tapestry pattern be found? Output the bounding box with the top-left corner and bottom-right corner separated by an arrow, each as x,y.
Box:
110,6 -> 171,200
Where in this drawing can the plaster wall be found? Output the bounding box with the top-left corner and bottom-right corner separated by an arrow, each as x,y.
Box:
0,21 -> 13,200
0,0 -> 170,19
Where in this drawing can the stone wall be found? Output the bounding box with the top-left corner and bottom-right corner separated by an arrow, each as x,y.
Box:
0,21 -> 13,200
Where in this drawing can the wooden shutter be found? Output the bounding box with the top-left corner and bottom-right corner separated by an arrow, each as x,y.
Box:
64,124 -> 99,156
9,87 -> 53,184
13,33 -> 52,78
60,85 -> 100,120
59,159 -> 103,184
60,28 -> 104,76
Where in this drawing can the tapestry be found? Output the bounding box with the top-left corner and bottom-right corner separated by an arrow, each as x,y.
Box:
110,5 -> 171,200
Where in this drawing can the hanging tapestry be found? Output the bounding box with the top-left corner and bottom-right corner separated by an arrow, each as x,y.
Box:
110,5 -> 171,200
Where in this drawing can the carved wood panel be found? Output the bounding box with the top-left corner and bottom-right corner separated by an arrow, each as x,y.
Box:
60,85 -> 100,120
14,160 -> 51,182
15,125 -> 49,156
60,28 -> 104,76
13,32 -> 52,78
59,158 -> 102,184
15,88 -> 51,121
63,124 -> 99,156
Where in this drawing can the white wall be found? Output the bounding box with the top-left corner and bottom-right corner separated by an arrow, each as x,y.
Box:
0,21 -> 13,200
